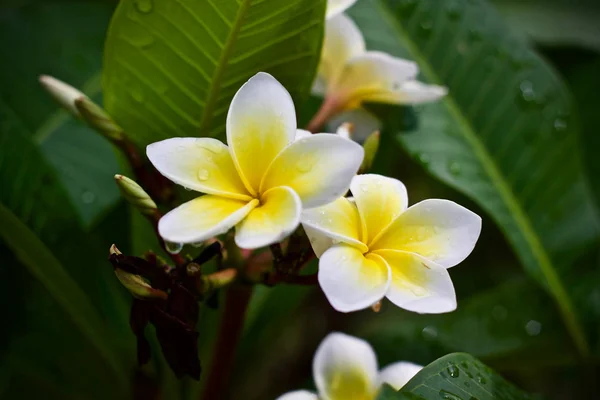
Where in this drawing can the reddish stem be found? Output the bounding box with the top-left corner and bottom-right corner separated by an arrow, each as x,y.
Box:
201,285 -> 253,400
306,96 -> 343,133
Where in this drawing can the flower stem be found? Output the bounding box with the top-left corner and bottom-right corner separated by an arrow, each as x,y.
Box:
306,96 -> 343,133
200,284 -> 253,400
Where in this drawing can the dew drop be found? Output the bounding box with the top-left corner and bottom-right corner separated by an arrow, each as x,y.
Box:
519,80 -> 536,103
447,363 -> 460,378
418,153 -> 431,166
165,241 -> 183,254
81,191 -> 96,204
448,161 -> 462,176
476,374 -> 487,384
134,0 -> 153,14
553,118 -> 567,132
296,158 -> 314,173
525,319 -> 542,336
439,389 -> 463,400
198,169 -> 210,181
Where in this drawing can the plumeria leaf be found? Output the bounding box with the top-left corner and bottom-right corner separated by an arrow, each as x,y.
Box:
376,353 -> 533,400
349,0 -> 599,356
103,0 -> 326,146
0,1 -> 121,227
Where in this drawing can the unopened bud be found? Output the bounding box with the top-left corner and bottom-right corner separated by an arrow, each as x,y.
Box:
114,174 -> 157,217
39,75 -> 86,118
360,130 -> 380,173
114,268 -> 168,300
75,97 -> 124,142
109,244 -> 122,256
199,268 -> 237,293
336,122 -> 354,140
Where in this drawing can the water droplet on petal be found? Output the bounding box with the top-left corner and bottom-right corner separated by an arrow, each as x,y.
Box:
198,169 -> 210,181
165,241 -> 183,254
296,158 -> 314,173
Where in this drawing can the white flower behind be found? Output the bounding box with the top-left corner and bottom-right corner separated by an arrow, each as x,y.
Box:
302,174 -> 482,313
276,332 -> 423,400
147,72 -> 364,250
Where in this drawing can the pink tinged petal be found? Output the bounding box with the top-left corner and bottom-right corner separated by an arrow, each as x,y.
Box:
375,250 -> 457,314
226,72 -> 297,195
318,245 -> 390,313
302,197 -> 368,256
314,332 -> 378,400
350,174 -> 408,245
261,134 -> 364,209
276,391 -> 319,400
158,196 -> 258,244
370,199 -> 482,268
235,186 -> 301,249
147,137 -> 251,201
377,361 -> 423,390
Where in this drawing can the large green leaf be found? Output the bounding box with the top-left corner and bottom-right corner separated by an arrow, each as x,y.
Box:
0,1 -> 120,227
103,0 -> 326,145
492,0 -> 600,53
377,353 -> 532,400
349,0 -> 599,356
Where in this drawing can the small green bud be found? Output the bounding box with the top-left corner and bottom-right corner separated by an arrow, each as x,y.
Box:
114,174 -> 157,217
360,130 -> 380,173
75,97 -> 124,142
199,268 -> 237,293
39,75 -> 86,118
114,268 -> 168,300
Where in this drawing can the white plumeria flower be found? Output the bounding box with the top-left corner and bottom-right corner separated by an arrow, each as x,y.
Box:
326,0 -> 357,19
313,13 -> 447,116
276,332 -> 423,400
302,174 -> 481,313
147,72 -> 364,250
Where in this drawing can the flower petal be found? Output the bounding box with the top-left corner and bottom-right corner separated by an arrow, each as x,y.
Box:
350,174 -> 408,245
365,79 -> 448,105
302,197 -> 367,256
326,0 -> 358,19
147,138 -> 251,201
276,391 -> 318,400
235,186 -> 301,249
318,13 -> 365,91
370,199 -> 482,268
319,245 -> 389,312
314,332 -> 378,400
261,134 -> 364,208
375,250 -> 456,314
377,361 -> 423,390
335,52 -> 418,108
227,72 -> 296,195
295,129 -> 313,141
158,196 -> 258,244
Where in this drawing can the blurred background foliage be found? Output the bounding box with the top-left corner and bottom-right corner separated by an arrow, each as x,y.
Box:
0,0 -> 599,399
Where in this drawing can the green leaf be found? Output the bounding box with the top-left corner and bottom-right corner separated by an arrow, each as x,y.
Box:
492,0 -> 600,53
0,203 -> 128,389
0,1 -> 120,227
349,0 -> 600,357
386,353 -> 533,400
103,0 -> 327,146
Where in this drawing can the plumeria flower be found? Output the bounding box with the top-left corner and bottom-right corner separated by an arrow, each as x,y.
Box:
302,174 -> 481,313
276,332 -> 422,400
312,13 -> 447,123
147,73 -> 364,250
326,0 -> 357,19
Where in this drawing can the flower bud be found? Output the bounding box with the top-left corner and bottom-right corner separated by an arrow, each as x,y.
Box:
39,75 -> 86,118
360,130 -> 380,173
75,97 -> 124,141
114,268 -> 168,300
114,174 -> 157,217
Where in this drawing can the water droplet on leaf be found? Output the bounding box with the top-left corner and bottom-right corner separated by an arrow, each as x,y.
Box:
525,320 -> 542,336
165,241 -> 183,254
447,363 -> 460,378
448,161 -> 462,176
134,0 -> 153,14
439,389 -> 463,400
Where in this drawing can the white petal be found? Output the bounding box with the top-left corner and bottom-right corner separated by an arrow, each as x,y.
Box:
147,138 -> 251,201
314,332 -> 378,400
350,174 -> 408,245
235,186 -> 301,249
226,72 -> 296,194
276,391 -> 318,400
335,52 -> 418,108
319,245 -> 389,313
261,134 -> 363,209
318,14 -> 365,91
371,199 -> 482,268
302,197 -> 367,256
295,129 -> 313,141
158,196 -> 258,244
377,361 -> 423,390
394,80 -> 448,104
375,250 -> 457,314
326,0 -> 358,19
